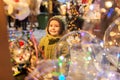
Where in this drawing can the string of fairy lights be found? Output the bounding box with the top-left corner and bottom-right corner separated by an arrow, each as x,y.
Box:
66,1 -> 83,32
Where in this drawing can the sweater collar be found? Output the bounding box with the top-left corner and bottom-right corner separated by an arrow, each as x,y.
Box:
46,33 -> 61,39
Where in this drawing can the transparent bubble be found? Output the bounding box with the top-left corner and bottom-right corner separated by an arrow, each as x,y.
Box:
105,46 -> 120,70
95,71 -> 120,80
55,30 -> 102,80
103,17 -> 120,70
9,30 -> 34,64
25,60 -> 59,80
10,39 -> 32,64
93,49 -> 111,72
104,17 -> 120,47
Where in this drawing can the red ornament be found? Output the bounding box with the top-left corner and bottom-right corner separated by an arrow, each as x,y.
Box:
19,56 -> 24,61
14,0 -> 19,2
19,41 -> 24,47
82,0 -> 88,4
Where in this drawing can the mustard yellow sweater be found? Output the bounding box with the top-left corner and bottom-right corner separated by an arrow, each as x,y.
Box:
38,34 -> 61,59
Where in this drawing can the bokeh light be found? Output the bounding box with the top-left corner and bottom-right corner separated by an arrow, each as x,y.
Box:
55,30 -> 102,80
104,17 -> 120,47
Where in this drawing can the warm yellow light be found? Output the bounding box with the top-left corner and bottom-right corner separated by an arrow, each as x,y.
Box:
101,8 -> 107,13
105,1 -> 113,8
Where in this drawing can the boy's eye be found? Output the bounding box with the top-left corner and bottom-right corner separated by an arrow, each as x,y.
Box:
55,25 -> 59,27
49,25 -> 53,27
50,25 -> 59,27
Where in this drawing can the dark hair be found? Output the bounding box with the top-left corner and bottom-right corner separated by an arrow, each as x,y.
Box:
46,16 -> 65,35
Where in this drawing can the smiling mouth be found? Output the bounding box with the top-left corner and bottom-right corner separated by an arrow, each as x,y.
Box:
50,31 -> 56,33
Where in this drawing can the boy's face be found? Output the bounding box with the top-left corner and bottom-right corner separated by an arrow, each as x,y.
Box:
48,20 -> 61,36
